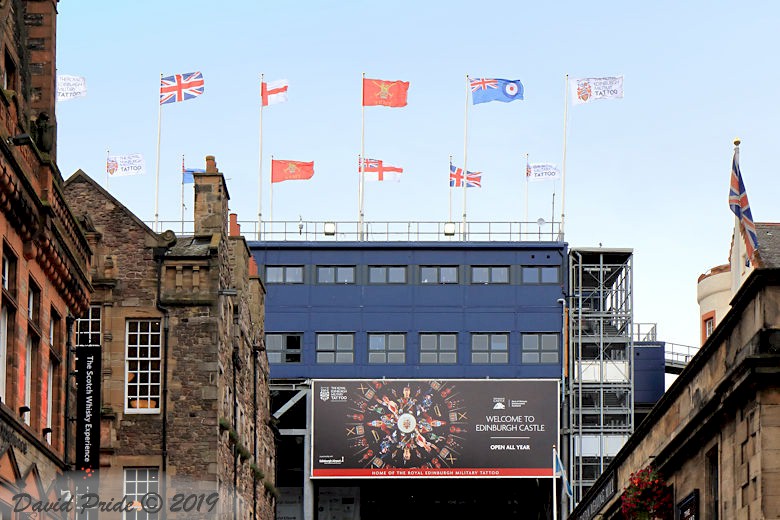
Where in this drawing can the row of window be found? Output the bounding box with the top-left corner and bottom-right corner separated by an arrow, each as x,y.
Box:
1,245 -> 62,442
266,332 -> 560,365
76,308 -> 163,415
266,264 -> 561,285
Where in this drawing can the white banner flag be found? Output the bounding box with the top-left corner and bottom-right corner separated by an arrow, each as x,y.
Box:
527,163 -> 561,182
56,75 -> 87,101
570,76 -> 623,105
107,154 -> 145,177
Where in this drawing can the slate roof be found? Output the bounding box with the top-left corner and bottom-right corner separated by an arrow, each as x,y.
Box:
166,235 -> 214,257
757,223 -> 780,268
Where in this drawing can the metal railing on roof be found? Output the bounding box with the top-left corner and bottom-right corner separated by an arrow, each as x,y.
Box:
148,220 -> 563,242
632,323 -> 658,342
665,342 -> 698,369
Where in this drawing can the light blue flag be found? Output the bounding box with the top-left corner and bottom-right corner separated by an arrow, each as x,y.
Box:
470,78 -> 524,104
554,448 -> 574,497
182,167 -> 205,184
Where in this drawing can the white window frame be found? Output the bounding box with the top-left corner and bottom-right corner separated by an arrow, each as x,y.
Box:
1,255 -> 8,290
705,317 -> 715,338
46,357 -> 54,437
24,336 -> 32,425
76,306 -> 102,347
0,306 -> 7,403
125,319 -> 162,414
124,467 -> 160,520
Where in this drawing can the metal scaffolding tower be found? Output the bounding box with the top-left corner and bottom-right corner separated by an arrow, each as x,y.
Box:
566,248 -> 634,503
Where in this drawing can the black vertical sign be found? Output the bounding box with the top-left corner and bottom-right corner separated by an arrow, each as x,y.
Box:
76,346 -> 101,474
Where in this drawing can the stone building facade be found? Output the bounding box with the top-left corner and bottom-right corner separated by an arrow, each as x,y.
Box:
0,0 -> 92,514
570,229 -> 780,520
62,156 -> 275,519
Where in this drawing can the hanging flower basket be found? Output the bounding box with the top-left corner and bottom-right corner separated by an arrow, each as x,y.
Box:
620,466 -> 673,519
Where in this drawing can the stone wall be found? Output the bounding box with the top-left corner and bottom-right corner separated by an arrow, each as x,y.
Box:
572,279 -> 780,520
63,165 -> 274,519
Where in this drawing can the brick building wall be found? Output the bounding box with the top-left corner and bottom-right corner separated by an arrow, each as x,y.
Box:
0,0 -> 91,512
63,156 -> 274,519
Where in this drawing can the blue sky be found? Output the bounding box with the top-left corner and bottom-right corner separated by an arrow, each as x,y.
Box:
55,1 -> 780,348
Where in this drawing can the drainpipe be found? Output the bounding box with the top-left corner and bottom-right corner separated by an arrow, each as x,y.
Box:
64,314 -> 75,468
252,346 -> 258,520
233,345 -> 239,520
155,247 -> 171,519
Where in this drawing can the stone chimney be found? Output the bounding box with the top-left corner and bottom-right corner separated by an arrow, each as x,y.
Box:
229,213 -> 240,237
193,155 -> 230,236
25,0 -> 59,158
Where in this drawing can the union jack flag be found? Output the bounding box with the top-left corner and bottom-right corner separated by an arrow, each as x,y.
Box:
160,71 -> 205,105
362,158 -> 381,171
729,147 -> 759,261
470,78 -> 498,92
450,164 -> 482,188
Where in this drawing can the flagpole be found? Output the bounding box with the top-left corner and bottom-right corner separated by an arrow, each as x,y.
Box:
258,73 -> 264,240
106,148 -> 110,190
359,72 -> 366,241
731,139 -> 742,293
154,73 -> 163,232
448,154 -> 453,222
559,74 -> 569,240
181,154 -> 185,234
524,153 -> 529,224
552,446 -> 558,520
270,155 -> 274,226
462,74 -> 470,240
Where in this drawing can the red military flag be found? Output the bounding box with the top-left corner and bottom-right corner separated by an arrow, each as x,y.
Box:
271,159 -> 315,183
362,78 -> 409,107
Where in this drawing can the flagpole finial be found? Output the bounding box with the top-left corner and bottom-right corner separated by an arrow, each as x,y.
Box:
734,138 -> 741,146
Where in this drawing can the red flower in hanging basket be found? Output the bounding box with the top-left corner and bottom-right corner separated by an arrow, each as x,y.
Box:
620,466 -> 673,519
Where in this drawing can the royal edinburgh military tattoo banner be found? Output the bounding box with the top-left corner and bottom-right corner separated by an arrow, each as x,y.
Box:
311,379 -> 559,478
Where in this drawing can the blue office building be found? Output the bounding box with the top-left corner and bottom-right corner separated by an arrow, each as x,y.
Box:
251,228 -> 666,519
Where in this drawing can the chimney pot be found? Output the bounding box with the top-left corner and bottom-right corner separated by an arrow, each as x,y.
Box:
206,155 -> 218,173
229,213 -> 239,236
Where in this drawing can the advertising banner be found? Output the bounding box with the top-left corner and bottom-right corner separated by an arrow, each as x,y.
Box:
312,379 -> 559,478
76,346 -> 101,473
